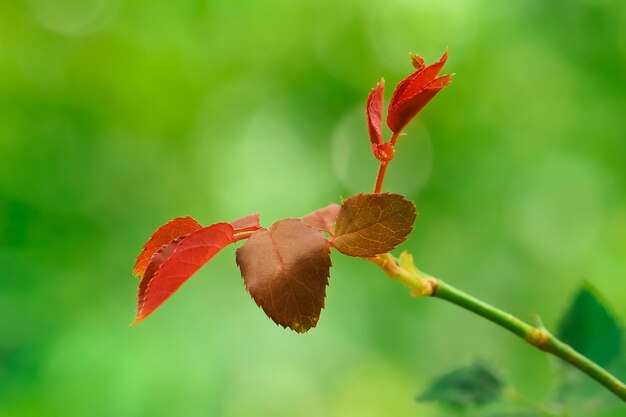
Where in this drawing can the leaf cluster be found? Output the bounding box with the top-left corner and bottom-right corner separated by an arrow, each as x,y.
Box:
131,52 -> 452,331
133,193 -> 416,332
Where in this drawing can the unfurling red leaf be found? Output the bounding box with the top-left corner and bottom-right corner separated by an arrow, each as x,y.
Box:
332,193 -> 417,257
557,284 -> 623,367
411,53 -> 425,71
133,216 -> 202,277
231,212 -> 261,232
387,51 -> 451,134
135,223 -> 235,324
389,51 -> 448,111
236,218 -> 332,333
388,75 -> 452,135
366,79 -> 385,145
417,363 -> 505,409
301,204 -> 340,233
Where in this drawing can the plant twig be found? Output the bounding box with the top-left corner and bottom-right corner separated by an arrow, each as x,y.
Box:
370,252 -> 626,403
374,162 -> 388,193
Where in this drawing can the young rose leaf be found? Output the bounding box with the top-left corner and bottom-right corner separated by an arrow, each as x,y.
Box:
236,218 -> 332,333
388,75 -> 452,136
389,50 -> 448,111
411,53 -> 425,71
135,223 -> 235,324
417,363 -> 505,409
366,79 -> 385,145
141,235 -> 188,290
133,216 -> 202,278
231,212 -> 261,233
387,51 -> 451,134
332,193 -> 417,257
301,203 -> 340,233
557,284 -> 623,368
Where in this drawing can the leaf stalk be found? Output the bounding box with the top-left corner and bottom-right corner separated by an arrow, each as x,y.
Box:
374,162 -> 388,193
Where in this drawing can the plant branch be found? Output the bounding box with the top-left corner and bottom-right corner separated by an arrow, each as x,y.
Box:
370,252 -> 626,403
374,162 -> 388,193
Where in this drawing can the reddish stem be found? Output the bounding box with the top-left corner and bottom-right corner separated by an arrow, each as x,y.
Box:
390,131 -> 401,146
374,162 -> 388,193
374,131 -> 403,193
234,232 -> 254,242
233,225 -> 261,234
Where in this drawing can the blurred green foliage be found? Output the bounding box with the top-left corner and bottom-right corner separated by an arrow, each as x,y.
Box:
420,287 -> 625,416
0,0 -> 625,416
558,285 -> 623,368
417,362 -> 504,409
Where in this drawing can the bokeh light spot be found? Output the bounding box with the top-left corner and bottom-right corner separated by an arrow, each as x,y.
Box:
28,0 -> 116,35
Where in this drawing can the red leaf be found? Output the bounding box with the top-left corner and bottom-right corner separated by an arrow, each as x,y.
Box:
387,51 -> 450,134
135,223 -> 235,324
133,216 -> 202,278
236,219 -> 332,333
332,193 -> 417,257
141,235 -> 188,288
411,53 -> 425,71
301,204 -> 341,233
389,51 -> 448,110
366,79 -> 385,145
231,212 -> 261,233
388,74 -> 452,135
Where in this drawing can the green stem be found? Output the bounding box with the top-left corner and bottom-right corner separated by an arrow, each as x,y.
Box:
370,254 -> 626,403
431,279 -> 626,402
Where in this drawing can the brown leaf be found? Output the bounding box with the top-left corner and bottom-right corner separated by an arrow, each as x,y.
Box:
133,216 -> 202,278
332,193 -> 417,257
301,204 -> 341,233
236,218 -> 332,333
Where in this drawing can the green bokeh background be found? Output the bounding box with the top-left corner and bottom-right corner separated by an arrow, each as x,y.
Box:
1,0 -> 625,416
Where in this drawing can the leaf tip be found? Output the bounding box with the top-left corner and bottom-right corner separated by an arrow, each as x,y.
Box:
410,53 -> 425,70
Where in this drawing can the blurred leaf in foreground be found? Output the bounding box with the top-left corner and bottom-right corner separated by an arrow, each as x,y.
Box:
552,284 -> 625,415
417,363 -> 504,409
557,284 -> 623,368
